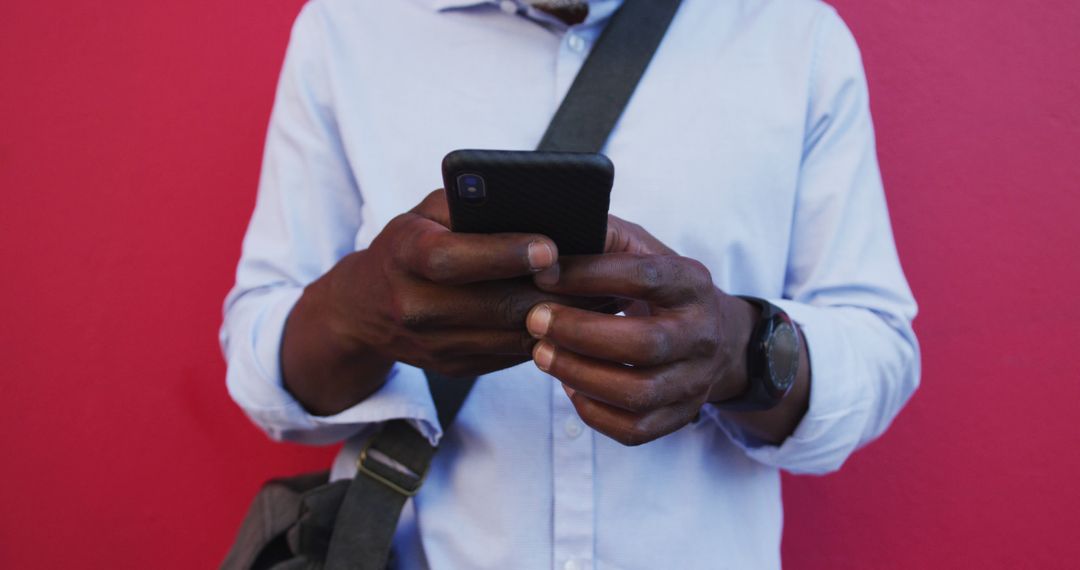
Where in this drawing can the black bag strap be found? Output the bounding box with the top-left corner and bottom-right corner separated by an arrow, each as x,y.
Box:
325,372 -> 472,570
537,0 -> 683,153
325,1 -> 682,568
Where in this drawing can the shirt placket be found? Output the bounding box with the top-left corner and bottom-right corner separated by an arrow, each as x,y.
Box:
551,378 -> 594,570
547,16 -> 598,570
551,18 -> 593,103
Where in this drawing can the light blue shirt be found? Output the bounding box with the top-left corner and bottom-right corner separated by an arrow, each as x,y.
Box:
220,0 -> 920,568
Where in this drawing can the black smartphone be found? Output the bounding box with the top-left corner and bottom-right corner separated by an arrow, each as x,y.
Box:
441,149 -> 614,255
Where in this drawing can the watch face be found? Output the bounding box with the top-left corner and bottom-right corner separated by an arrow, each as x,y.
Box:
766,321 -> 798,393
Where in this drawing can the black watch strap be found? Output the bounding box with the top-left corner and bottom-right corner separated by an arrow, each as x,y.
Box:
712,296 -> 800,412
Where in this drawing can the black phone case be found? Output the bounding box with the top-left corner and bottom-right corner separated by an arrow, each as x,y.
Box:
442,149 -> 614,255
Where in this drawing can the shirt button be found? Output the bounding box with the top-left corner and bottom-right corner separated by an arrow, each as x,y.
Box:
564,417 -> 583,439
567,33 -> 586,53
499,0 -> 517,14
564,560 -> 582,570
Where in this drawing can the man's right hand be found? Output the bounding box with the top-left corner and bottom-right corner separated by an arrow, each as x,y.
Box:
280,190 -> 579,416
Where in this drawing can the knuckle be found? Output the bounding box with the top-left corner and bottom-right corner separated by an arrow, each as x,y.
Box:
418,243 -> 454,282
618,422 -> 655,447
665,258 -> 708,299
624,378 -> 662,413
633,257 -> 666,296
639,325 -> 673,365
683,258 -> 714,293
384,212 -> 413,234
388,217 -> 423,265
393,295 -> 433,331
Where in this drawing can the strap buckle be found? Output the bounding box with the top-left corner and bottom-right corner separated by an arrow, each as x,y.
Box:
356,436 -> 427,497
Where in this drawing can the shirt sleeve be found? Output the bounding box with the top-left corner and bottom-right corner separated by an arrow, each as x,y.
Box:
702,7 -> 921,475
218,2 -> 441,446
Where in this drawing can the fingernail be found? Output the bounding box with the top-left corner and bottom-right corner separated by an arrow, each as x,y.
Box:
534,263 -> 559,286
533,342 -> 555,371
528,241 -> 554,271
527,304 -> 552,338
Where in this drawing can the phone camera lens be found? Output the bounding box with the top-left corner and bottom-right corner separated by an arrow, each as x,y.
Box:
457,174 -> 486,204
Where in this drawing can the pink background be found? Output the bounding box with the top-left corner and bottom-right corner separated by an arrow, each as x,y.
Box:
2,1 -> 1078,567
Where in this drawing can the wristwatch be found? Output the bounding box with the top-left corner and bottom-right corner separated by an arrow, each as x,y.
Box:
713,296 -> 801,411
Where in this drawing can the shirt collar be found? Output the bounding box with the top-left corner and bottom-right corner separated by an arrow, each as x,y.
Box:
422,0 -> 488,10
414,0 -> 624,30
416,0 -> 607,11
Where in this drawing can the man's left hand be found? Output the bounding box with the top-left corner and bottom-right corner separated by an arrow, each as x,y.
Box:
526,216 -> 758,446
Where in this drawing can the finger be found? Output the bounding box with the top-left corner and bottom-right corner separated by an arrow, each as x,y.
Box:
604,214 -> 676,255
532,340 -> 693,413
623,300 -> 652,317
399,220 -> 558,284
535,253 -> 712,306
563,384 -> 695,447
424,354 -> 530,378
429,328 -> 538,357
527,303 -> 710,366
393,280 -> 593,330
410,189 -> 452,228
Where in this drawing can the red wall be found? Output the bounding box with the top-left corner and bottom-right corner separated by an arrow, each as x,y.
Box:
2,1 -> 1078,567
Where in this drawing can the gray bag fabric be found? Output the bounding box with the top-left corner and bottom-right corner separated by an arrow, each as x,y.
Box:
221,0 -> 682,567
222,471 -> 342,570
223,373 -> 473,570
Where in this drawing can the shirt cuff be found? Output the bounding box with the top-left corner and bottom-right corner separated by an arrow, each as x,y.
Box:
703,299 -> 871,475
223,287 -> 441,446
